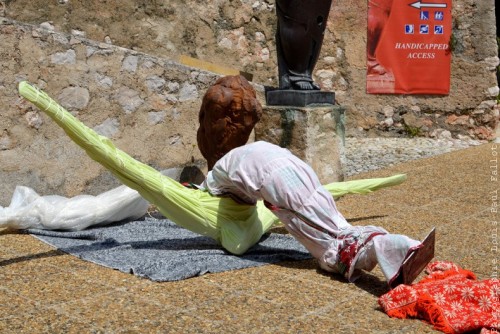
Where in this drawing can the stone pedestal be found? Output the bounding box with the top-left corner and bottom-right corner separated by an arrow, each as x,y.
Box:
255,105 -> 345,183
266,89 -> 335,106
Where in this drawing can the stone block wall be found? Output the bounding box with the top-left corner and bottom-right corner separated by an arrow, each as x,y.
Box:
255,106 -> 346,183
0,0 -> 499,204
2,0 -> 498,139
0,19 -> 223,205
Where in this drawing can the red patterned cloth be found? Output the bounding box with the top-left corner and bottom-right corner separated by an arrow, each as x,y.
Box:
378,261 -> 500,334
337,232 -> 384,279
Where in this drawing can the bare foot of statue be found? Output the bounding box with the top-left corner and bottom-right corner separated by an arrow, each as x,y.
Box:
281,74 -> 321,90
292,80 -> 321,90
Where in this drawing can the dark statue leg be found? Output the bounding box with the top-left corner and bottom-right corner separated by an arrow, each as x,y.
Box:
276,0 -> 333,90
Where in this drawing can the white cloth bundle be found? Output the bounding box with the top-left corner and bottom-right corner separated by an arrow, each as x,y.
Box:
0,185 -> 149,231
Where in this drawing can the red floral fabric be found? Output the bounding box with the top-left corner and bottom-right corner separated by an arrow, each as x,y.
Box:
337,232 -> 384,279
378,261 -> 500,334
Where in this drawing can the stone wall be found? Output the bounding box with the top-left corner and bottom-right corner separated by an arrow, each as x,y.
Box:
0,1 -> 499,204
0,19 -> 222,205
2,0 -> 498,139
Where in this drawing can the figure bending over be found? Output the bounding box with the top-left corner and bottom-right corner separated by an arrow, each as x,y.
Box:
16,82 -> 434,287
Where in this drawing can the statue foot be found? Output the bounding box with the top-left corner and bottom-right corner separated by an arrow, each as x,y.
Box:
292,80 -> 321,90
279,74 -> 321,91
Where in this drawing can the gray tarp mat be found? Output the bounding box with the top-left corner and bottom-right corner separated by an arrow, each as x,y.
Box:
27,216 -> 311,281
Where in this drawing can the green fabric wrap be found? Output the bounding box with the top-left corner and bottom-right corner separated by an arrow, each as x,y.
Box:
18,81 -> 406,255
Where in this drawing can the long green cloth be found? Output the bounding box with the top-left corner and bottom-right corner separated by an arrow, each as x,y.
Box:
18,81 -> 406,255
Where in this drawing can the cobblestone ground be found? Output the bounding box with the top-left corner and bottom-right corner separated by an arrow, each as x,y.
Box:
344,137 -> 486,176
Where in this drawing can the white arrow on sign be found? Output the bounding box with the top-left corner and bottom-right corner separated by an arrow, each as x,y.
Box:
409,1 -> 447,9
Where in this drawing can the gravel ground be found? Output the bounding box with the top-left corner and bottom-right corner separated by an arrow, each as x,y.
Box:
343,137 -> 486,176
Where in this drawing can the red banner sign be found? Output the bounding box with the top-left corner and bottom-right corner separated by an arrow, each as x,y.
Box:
367,0 -> 452,94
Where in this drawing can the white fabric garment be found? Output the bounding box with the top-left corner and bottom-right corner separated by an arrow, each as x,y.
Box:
0,185 -> 149,231
371,234 -> 422,282
203,141 -> 422,282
